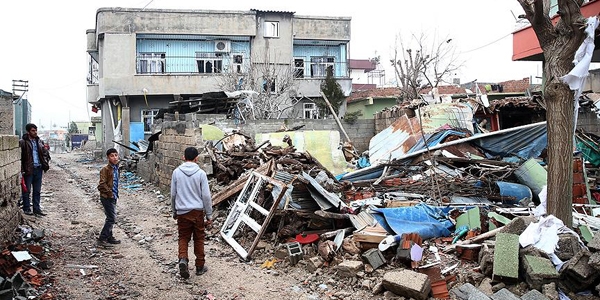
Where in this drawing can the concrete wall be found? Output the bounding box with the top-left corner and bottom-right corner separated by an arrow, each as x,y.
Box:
193,114 -> 374,153
577,107 -> 600,135
0,135 -> 23,242
137,113 -> 375,191
137,116 -> 211,192
0,94 -> 14,135
293,16 -> 351,40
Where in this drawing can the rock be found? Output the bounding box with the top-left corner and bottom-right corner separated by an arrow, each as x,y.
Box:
521,289 -> 550,300
491,282 -> 505,293
490,288 -> 519,300
478,277 -> 493,296
542,282 -> 559,300
372,282 -> 384,294
555,234 -> 583,261
361,279 -> 372,290
306,256 -> 323,273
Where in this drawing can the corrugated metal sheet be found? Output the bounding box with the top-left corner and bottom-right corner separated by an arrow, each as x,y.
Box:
368,103 -> 474,166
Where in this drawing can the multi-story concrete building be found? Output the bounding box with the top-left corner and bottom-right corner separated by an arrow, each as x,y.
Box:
86,7 -> 352,150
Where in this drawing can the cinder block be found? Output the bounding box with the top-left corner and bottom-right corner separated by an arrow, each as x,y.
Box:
362,248 -> 386,270
286,242 -> 302,266
383,269 -> 431,300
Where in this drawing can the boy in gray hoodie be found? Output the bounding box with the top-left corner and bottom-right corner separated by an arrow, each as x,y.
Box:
171,147 -> 213,279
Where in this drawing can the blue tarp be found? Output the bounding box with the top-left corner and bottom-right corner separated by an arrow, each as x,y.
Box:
473,124 -> 547,159
371,203 -> 454,239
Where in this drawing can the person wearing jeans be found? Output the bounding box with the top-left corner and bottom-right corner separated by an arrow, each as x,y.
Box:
20,123 -> 50,216
97,148 -> 121,247
171,147 -> 213,279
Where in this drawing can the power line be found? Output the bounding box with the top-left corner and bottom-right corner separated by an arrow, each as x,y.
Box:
462,33 -> 512,54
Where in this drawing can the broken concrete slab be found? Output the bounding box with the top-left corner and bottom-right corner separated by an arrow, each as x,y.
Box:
382,269 -> 431,300
559,249 -> 599,292
450,283 -> 490,300
587,231 -> 600,251
555,233 -> 583,261
522,255 -> 559,290
335,260 -> 364,278
492,233 -> 520,281
499,216 -> 536,235
490,288 -> 520,300
306,256 -> 323,273
521,289 -> 550,300
589,252 -> 600,270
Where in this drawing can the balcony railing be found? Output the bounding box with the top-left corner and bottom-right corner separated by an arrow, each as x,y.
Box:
135,54 -> 349,78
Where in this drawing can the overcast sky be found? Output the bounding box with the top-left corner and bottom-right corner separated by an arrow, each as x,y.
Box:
1,0 -> 542,129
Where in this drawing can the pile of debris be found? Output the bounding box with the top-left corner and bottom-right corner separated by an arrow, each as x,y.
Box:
203,100 -> 600,299
0,226 -> 54,299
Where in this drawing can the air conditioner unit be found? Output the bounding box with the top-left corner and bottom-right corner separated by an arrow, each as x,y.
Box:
214,40 -> 231,53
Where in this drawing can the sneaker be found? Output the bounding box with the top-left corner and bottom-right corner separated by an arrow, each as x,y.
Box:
107,237 -> 121,244
34,210 -> 47,216
97,239 -> 115,249
196,266 -> 208,276
178,258 -> 190,279
23,210 -> 34,216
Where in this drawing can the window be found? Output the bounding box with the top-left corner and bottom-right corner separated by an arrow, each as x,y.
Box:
264,21 -> 279,38
232,54 -> 244,73
310,56 -> 335,77
138,53 -> 165,74
142,109 -> 160,133
196,52 -> 223,74
294,58 -> 305,78
303,103 -> 319,119
262,78 -> 276,94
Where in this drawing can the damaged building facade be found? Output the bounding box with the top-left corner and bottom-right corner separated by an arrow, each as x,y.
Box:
86,7 -> 352,153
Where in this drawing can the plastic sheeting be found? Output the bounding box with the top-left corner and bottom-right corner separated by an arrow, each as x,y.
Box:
371,203 -> 454,240
473,122 -> 547,159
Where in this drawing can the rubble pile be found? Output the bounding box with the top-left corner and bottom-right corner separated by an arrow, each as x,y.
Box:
0,226 -> 54,299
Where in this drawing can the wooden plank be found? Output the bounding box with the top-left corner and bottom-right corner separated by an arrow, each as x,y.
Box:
211,160 -> 272,206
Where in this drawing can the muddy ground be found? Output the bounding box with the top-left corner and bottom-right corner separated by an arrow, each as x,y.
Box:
24,151 -> 381,300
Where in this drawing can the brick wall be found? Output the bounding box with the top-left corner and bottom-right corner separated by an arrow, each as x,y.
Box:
0,135 -> 23,242
0,94 -> 14,135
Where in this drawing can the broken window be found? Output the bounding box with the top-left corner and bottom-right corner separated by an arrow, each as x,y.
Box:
294,58 -> 305,78
141,109 -> 160,133
137,53 -> 165,74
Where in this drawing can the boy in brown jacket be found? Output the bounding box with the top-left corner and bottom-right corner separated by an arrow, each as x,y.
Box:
97,148 -> 121,248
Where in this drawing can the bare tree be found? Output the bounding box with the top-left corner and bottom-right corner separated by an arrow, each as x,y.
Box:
390,32 -> 462,101
516,0 -> 590,226
216,50 -> 300,120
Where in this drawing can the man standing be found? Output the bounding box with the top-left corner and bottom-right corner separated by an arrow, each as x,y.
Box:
97,148 -> 121,248
20,123 -> 50,216
171,147 -> 213,279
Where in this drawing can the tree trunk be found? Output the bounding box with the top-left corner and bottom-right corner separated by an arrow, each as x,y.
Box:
543,48 -> 576,227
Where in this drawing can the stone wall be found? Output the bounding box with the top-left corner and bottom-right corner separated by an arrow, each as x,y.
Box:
0,94 -> 14,135
0,136 -> 23,242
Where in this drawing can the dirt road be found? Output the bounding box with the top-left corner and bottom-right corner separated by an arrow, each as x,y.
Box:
26,151 -> 378,300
